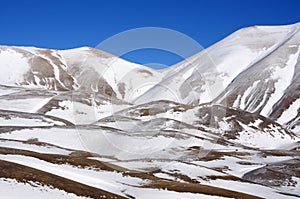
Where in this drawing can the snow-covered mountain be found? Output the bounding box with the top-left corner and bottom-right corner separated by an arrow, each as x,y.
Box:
0,46 -> 162,100
0,23 -> 300,199
137,23 -> 300,134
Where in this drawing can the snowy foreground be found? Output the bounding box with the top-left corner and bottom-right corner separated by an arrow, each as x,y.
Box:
0,23 -> 300,198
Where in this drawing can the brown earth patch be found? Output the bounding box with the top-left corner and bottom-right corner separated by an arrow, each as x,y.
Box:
142,180 -> 264,199
0,160 -> 128,199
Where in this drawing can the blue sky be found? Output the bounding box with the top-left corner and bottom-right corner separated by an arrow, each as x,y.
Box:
1,0 -> 300,68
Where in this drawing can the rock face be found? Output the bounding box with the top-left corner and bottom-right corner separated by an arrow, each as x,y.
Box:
0,23 -> 299,198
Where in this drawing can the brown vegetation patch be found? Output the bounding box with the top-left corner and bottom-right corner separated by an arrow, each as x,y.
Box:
0,147 -> 125,172
142,180 -> 263,199
0,160 -> 127,199
205,175 -> 250,183
194,149 -> 251,162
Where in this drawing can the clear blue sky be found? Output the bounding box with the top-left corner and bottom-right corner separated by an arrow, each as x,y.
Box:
1,0 -> 300,68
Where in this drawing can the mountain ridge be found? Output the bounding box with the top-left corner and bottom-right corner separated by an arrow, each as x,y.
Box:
0,23 -> 300,198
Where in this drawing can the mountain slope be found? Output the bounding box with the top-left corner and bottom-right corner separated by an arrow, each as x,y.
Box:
0,46 -> 163,101
135,23 -> 300,134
